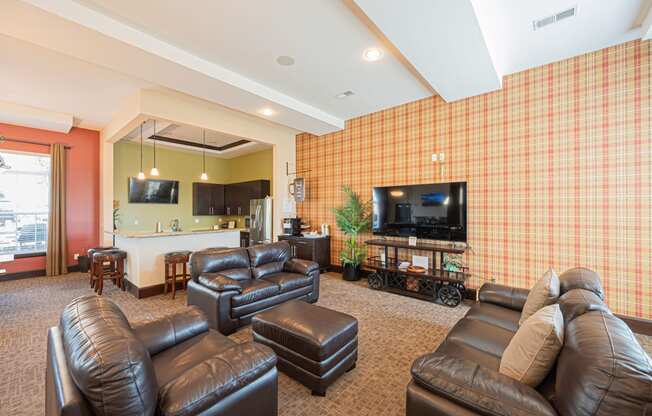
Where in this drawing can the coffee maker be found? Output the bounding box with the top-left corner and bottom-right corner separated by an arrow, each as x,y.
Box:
283,218 -> 302,236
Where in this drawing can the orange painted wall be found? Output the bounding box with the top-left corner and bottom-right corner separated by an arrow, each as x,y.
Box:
0,123 -> 100,273
296,40 -> 652,319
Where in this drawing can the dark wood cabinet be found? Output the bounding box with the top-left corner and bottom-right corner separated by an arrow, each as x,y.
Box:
278,235 -> 330,272
192,183 -> 225,215
225,180 -> 270,216
194,180 -> 269,216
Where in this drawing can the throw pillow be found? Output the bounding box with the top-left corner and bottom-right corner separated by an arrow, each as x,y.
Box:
500,304 -> 564,387
519,268 -> 560,326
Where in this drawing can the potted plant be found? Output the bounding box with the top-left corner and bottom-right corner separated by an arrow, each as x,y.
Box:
332,186 -> 371,281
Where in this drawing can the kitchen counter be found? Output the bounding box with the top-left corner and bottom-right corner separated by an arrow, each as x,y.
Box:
107,228 -> 247,239
108,228 -> 241,291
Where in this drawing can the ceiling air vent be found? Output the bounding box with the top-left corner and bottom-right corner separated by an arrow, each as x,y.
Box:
533,6 -> 576,31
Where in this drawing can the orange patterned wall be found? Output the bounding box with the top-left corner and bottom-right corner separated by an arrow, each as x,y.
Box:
296,40 -> 652,319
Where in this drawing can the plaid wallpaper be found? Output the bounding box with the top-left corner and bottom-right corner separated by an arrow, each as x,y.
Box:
296,40 -> 652,319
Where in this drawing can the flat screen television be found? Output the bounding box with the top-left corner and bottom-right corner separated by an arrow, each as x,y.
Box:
128,178 -> 179,204
372,181 -> 467,242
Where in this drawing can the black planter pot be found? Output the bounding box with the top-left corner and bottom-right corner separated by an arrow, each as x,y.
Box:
342,264 -> 361,281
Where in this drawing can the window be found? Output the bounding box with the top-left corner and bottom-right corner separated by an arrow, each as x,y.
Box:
0,151 -> 50,256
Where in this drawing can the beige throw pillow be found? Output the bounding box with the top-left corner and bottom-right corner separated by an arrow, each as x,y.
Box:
519,268 -> 560,326
500,304 -> 564,387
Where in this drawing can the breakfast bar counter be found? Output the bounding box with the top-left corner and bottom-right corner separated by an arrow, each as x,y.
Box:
106,228 -> 241,294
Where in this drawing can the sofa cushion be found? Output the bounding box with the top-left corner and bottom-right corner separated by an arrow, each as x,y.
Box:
190,248 -> 251,282
248,241 -> 291,279
558,267 -> 604,299
464,302 -> 521,332
152,330 -> 236,387
436,340 -> 501,371
500,304 -> 564,387
445,318 -> 515,359
59,295 -> 158,416
557,288 -> 610,324
555,311 -> 652,416
231,279 -> 280,307
519,268 -> 560,326
198,273 -> 243,293
158,342 -> 276,416
263,272 -> 313,293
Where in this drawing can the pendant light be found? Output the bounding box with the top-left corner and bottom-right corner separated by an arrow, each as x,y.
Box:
136,123 -> 146,180
200,129 -> 208,181
150,119 -> 160,176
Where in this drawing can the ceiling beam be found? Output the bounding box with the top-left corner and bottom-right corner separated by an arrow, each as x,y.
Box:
4,0 -> 344,135
352,0 -> 502,102
0,100 -> 73,133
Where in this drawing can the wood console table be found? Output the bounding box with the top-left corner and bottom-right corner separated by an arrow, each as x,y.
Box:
365,239 -> 469,307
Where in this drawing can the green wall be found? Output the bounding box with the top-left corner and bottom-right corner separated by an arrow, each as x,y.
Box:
113,142 -> 272,232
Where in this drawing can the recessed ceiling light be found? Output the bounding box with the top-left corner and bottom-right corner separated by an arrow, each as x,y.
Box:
335,91 -> 355,99
260,108 -> 274,116
276,55 -> 295,66
363,47 -> 383,62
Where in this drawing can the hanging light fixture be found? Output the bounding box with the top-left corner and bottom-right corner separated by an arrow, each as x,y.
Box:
200,129 -> 208,181
137,124 -> 145,180
150,120 -> 160,176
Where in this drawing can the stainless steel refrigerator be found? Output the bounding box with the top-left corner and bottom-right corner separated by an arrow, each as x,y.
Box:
249,197 -> 273,245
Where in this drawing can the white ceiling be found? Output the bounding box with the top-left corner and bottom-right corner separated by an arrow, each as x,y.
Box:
472,0 -> 649,76
0,34 -> 152,130
73,0 -> 433,120
0,0 -> 650,136
121,121 -> 272,159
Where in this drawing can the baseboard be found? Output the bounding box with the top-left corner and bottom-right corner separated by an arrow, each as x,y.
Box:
123,279 -> 186,299
0,263 -> 79,281
616,314 -> 652,336
0,269 -> 46,281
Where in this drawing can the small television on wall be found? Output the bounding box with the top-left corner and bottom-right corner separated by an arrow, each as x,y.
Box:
372,181 -> 467,242
128,178 -> 179,204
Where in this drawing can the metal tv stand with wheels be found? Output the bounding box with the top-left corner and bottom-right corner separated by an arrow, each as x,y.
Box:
364,238 -> 469,307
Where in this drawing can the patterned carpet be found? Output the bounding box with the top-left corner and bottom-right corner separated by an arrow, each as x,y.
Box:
0,272 -> 650,416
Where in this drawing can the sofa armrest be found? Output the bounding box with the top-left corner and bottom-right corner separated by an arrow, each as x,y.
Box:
131,307 -> 209,356
198,273 -> 243,293
158,342 -> 277,416
411,353 -> 557,416
284,258 -> 319,275
479,283 -> 529,311
187,280 -> 240,335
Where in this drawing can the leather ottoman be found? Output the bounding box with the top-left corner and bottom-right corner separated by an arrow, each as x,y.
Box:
252,300 -> 358,396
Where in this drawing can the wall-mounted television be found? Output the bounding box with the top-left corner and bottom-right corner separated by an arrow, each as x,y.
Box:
128,178 -> 179,204
372,181 -> 467,242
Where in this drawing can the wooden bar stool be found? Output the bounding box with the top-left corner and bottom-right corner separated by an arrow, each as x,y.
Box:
91,249 -> 126,296
164,251 -> 191,299
87,246 -> 114,289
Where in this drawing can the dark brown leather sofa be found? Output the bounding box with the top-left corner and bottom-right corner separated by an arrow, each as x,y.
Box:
407,268 -> 652,416
187,241 -> 320,335
46,295 -> 278,416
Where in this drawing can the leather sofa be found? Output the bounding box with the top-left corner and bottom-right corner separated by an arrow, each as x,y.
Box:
46,295 -> 278,416
187,241 -> 320,335
407,268 -> 652,416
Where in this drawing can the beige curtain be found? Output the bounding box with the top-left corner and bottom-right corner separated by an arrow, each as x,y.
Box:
46,144 -> 67,276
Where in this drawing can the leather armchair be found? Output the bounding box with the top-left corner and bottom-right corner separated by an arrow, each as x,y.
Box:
188,241 -> 320,335
45,295 -> 278,416
407,268 -> 652,416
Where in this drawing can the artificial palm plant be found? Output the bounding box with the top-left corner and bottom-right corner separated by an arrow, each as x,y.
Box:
332,186 -> 371,280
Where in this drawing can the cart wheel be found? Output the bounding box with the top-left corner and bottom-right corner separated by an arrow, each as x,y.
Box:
438,285 -> 462,307
368,272 -> 383,290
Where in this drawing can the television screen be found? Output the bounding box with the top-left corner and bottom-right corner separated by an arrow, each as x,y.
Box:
128,178 -> 179,204
372,182 -> 466,242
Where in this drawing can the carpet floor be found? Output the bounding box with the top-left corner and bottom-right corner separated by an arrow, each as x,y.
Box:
1,272 -> 650,416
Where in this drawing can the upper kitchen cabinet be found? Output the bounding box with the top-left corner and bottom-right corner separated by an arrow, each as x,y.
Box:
224,180 -> 270,216
192,183 -> 225,215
